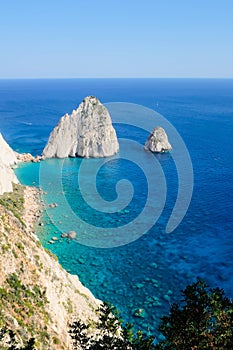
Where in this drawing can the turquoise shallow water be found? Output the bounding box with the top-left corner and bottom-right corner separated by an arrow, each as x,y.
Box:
2,78 -> 233,339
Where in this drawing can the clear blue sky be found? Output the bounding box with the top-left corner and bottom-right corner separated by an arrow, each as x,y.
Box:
1,0 -> 233,78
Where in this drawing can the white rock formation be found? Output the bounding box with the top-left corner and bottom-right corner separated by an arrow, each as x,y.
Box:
0,163 -> 18,195
0,133 -> 18,195
144,126 -> 172,153
0,133 -> 18,166
43,96 -> 119,158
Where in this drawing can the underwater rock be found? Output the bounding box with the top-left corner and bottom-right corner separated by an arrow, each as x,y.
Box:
133,308 -> 146,318
61,233 -> 68,238
163,294 -> 171,301
68,231 -> 77,239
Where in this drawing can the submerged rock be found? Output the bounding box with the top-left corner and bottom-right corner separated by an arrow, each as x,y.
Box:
61,233 -> 68,238
133,308 -> 146,318
43,96 -> 119,158
68,231 -> 77,239
144,126 -> 172,153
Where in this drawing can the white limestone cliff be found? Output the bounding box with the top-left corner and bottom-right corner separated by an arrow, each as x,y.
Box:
144,126 -> 172,153
0,133 -> 18,195
0,133 -> 18,166
0,186 -> 101,349
43,96 -> 119,158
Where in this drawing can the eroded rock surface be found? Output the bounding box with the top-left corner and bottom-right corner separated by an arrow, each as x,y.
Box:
0,133 -> 18,195
43,96 -> 119,158
144,126 -> 172,153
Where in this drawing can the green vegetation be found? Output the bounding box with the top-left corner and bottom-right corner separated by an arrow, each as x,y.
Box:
70,301 -> 156,349
52,336 -> 60,345
0,273 -> 50,347
1,243 -> 10,253
44,247 -> 59,261
62,298 -> 74,314
0,327 -> 35,349
0,184 -> 25,226
155,278 -> 233,349
69,279 -> 233,350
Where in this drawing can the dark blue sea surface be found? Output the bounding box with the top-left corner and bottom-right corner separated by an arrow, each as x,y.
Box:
1,79 -> 233,339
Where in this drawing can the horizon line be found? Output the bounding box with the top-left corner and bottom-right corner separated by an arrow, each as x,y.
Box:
0,77 -> 233,80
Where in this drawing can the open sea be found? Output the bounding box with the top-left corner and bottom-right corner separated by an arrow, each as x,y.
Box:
0,78 -> 233,339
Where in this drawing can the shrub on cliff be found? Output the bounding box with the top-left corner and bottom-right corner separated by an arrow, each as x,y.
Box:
70,301 -> 156,349
154,278 -> 233,349
70,279 -> 233,350
2,279 -> 232,349
0,327 -> 35,349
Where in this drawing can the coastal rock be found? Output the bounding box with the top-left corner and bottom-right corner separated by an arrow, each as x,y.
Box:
0,186 -> 100,349
61,233 -> 68,238
0,133 -> 18,166
0,133 -> 19,195
15,152 -> 43,163
144,126 -> 172,153
0,162 -> 18,195
43,96 -> 119,158
68,230 -> 77,239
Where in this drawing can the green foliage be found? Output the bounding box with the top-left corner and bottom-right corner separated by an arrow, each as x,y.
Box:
1,277 -> 232,349
52,336 -> 60,345
70,280 -> 233,350
154,278 -> 233,349
69,301 -> 156,349
1,244 -> 10,253
132,330 -> 156,350
0,327 -> 35,349
62,298 -> 73,314
0,273 -> 50,347
98,301 -> 123,334
0,184 -> 25,226
44,248 -> 59,261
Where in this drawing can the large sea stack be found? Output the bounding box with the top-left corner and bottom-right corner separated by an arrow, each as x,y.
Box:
43,96 -> 119,158
144,126 -> 172,153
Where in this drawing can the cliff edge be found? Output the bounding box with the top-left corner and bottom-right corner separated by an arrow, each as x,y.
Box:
0,185 -> 100,349
0,133 -> 18,195
0,135 -> 100,349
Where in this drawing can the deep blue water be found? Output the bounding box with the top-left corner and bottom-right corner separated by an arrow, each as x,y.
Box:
1,79 -> 233,339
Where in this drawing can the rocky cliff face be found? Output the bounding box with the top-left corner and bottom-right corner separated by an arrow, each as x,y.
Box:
0,133 -> 18,166
0,185 -> 100,349
43,96 -> 119,158
144,126 -> 172,153
0,133 -> 18,195
0,135 -> 101,349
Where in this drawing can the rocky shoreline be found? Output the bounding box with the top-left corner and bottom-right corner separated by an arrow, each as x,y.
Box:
0,185 -> 101,349
15,152 -> 44,163
22,186 -> 44,234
